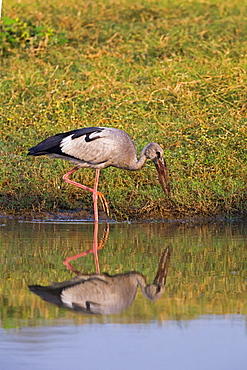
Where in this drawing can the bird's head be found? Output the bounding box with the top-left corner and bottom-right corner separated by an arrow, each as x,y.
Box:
144,143 -> 171,197
143,283 -> 164,300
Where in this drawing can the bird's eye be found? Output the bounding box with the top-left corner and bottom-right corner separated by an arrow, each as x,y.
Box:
156,151 -> 161,158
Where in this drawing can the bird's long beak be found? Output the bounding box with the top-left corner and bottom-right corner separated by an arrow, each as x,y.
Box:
153,246 -> 171,287
155,158 -> 171,197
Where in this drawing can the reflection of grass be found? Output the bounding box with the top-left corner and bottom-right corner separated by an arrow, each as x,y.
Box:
1,0 -> 247,219
0,221 -> 246,328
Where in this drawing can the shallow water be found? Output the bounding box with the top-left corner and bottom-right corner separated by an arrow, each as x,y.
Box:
0,219 -> 246,369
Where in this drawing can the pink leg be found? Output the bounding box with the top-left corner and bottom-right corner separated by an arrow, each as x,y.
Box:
62,166 -> 109,221
62,166 -> 96,195
93,169 -> 100,223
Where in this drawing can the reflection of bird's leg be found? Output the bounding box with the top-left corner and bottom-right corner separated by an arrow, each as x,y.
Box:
62,166 -> 109,221
93,222 -> 110,274
99,223 -> 110,249
92,220 -> 100,272
63,222 -> 110,274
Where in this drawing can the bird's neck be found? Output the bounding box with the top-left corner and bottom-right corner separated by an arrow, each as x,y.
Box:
136,274 -> 147,287
128,145 -> 149,170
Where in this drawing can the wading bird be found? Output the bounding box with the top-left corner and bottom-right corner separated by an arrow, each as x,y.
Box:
29,247 -> 171,315
28,127 -> 170,222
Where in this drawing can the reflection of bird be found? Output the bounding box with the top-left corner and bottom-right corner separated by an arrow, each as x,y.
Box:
29,247 -> 171,315
28,127 -> 170,222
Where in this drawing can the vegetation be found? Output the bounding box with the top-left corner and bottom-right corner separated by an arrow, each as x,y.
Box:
1,0 -> 246,220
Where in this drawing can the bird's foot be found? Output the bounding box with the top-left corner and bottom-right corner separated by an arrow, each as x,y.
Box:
98,192 -> 110,217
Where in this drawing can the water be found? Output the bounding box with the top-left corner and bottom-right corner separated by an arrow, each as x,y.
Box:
0,219 -> 246,369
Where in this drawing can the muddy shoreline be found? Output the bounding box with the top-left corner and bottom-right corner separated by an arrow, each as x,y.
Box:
0,208 -> 245,224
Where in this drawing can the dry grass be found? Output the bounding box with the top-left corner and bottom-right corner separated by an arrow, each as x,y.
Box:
0,0 -> 246,219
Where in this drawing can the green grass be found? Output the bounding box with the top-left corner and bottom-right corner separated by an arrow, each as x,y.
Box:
0,0 -> 246,219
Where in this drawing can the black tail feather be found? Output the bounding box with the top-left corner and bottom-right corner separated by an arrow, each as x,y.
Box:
28,285 -> 63,305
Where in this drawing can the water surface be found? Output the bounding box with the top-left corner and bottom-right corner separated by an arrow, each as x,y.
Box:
0,219 -> 246,369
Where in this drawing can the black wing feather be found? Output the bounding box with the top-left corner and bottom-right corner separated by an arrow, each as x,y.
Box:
28,127 -> 104,156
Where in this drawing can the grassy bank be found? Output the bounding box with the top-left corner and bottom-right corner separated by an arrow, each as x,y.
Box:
1,0 -> 246,220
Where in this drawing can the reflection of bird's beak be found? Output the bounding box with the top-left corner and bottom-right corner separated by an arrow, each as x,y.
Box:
154,246 -> 171,287
143,246 -> 171,300
155,157 -> 171,197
